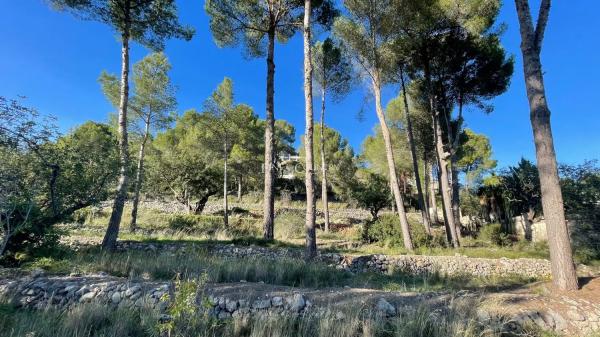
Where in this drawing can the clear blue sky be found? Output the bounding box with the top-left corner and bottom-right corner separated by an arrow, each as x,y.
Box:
1,1 -> 598,169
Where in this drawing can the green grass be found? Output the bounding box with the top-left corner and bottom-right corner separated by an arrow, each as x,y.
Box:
22,247 -> 539,292
0,297 -> 550,337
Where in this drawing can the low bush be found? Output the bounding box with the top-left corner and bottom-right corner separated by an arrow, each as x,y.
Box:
364,214 -> 440,248
478,223 -> 513,246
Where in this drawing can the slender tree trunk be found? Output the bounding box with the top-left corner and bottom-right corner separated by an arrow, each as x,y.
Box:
49,164 -> 59,217
262,27 -> 276,240
428,163 -> 439,224
130,117 -> 150,232
320,87 -> 330,232
451,166 -> 462,240
223,135 -> 229,227
433,114 -> 459,248
400,69 -> 431,234
373,73 -> 414,251
237,176 -> 242,202
0,233 -> 11,257
303,0 -> 317,260
423,58 -> 459,248
515,0 -> 578,290
102,29 -> 130,251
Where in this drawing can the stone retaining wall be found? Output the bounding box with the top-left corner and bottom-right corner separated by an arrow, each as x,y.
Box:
115,241 -> 553,279
0,273 -> 332,319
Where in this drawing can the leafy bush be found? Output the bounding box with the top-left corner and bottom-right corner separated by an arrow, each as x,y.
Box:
478,223 -> 512,246
365,214 -> 436,248
351,172 -> 390,220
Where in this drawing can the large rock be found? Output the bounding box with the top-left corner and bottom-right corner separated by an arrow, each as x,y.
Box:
375,298 -> 396,317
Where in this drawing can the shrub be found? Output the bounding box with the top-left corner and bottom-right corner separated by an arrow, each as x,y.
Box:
478,223 -> 512,246
365,214 -> 435,248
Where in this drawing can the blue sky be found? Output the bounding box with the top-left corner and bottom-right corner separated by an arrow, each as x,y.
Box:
1,1 -> 598,169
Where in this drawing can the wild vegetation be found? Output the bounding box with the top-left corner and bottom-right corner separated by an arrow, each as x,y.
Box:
1,0 -> 599,336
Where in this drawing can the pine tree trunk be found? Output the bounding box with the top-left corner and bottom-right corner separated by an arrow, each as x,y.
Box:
303,0 -> 317,260
428,163 -> 439,224
451,165 -> 462,240
400,69 -> 431,234
433,112 -> 459,248
514,0 -> 578,291
102,30 -> 130,251
130,117 -> 150,232
223,136 -> 229,227
237,177 -> 242,202
373,73 -> 414,251
262,27 -> 276,240
320,88 -> 330,232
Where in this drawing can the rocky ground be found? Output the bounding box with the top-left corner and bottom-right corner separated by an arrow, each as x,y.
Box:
2,268 -> 600,336
2,237 -> 600,336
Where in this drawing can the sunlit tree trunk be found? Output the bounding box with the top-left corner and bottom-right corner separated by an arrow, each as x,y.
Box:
400,69 -> 431,234
515,0 -> 578,290
320,88 -> 330,232
130,116 -> 150,232
262,26 -> 276,240
427,161 -> 439,224
102,26 -> 130,251
451,166 -> 462,240
303,0 -> 317,259
237,176 -> 242,202
373,72 -> 414,251
223,135 -> 229,227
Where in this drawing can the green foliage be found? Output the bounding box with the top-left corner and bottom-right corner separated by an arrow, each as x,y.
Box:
456,128 -> 497,189
560,161 -> 600,263
500,158 -> 541,218
205,0 -> 336,57
312,38 -> 355,101
360,125 -> 412,180
54,122 -> 119,209
478,223 -> 512,247
1,102 -> 117,262
160,274 -> 209,336
299,123 -> 357,200
366,214 -> 434,248
50,0 -> 194,51
351,171 -> 390,220
99,52 -> 176,134
145,110 -> 222,213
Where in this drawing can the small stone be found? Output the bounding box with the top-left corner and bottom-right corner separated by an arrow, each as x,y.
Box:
111,292 -> 122,304
79,292 -> 96,302
286,294 -> 306,313
218,312 -> 232,319
253,299 -> 271,310
375,298 -> 396,317
566,309 -> 586,321
31,269 -> 45,278
125,286 -> 141,297
271,296 -> 283,307
225,299 -> 238,312
129,292 -> 142,301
